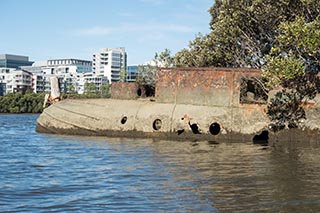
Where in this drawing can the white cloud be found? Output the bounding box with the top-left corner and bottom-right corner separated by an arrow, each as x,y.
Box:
75,23 -> 196,37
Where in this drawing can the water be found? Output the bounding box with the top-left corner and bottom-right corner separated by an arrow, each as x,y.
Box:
1,114 -> 320,212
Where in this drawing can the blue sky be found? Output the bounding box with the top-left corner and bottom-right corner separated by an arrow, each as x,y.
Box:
0,0 -> 213,65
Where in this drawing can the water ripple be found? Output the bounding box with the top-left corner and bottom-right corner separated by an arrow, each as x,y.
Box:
1,114 -> 320,212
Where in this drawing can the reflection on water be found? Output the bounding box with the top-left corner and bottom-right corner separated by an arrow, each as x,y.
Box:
1,114 -> 320,212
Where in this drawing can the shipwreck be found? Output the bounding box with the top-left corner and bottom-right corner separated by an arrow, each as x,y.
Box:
36,67 -> 320,142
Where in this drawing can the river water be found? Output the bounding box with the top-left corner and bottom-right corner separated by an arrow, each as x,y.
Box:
1,114 -> 320,212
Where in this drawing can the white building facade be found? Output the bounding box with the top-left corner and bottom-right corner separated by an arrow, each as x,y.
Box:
19,58 -> 99,95
2,69 -> 33,94
0,56 -> 115,96
0,68 -> 14,95
47,59 -> 92,73
77,72 -> 109,94
93,48 -> 127,83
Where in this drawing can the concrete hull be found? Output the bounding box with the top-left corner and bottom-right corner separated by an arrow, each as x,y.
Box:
36,99 -> 320,142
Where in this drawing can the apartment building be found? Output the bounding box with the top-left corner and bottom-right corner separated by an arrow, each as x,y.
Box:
22,58 -> 92,74
0,53 -> 127,95
92,48 -> 127,83
20,58 -> 95,94
76,72 -> 109,94
47,59 -> 92,73
6,70 -> 33,94
32,74 -> 44,93
0,54 -> 34,69
0,68 -> 15,95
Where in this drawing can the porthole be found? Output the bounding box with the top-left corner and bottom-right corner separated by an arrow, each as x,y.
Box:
209,122 -> 221,135
121,116 -> 127,124
153,119 -> 162,131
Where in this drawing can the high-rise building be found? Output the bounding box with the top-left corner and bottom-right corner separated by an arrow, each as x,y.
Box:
92,48 -> 127,83
0,54 -> 33,69
127,65 -> 138,82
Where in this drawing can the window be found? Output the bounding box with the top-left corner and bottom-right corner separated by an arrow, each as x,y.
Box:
240,77 -> 268,104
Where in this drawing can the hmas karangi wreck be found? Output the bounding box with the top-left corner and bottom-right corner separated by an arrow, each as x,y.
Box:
36,67 -> 320,142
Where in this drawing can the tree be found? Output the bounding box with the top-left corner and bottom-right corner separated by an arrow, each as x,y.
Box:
264,17 -> 320,86
100,83 -> 111,98
267,72 -> 320,131
154,48 -> 174,68
173,0 -> 320,68
84,82 -> 97,95
263,16 -> 320,130
0,92 -> 45,113
136,65 -> 157,97
166,0 -> 319,130
67,84 -> 77,94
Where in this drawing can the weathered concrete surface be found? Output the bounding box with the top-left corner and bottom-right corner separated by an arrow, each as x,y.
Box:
36,98 -> 320,142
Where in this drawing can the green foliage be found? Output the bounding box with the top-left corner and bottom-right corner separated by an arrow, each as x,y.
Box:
275,17 -> 320,57
264,53 -> 305,87
263,16 -> 320,87
84,82 -> 97,95
267,70 -> 320,130
119,68 -> 127,82
62,93 -> 101,99
263,16 -> 320,130
267,89 -> 306,131
172,0 -> 319,68
0,92 -> 45,113
161,0 -> 319,130
154,48 -> 174,68
136,65 -> 157,91
67,84 -> 77,94
267,71 -> 320,131
100,83 -> 111,98
65,82 -> 111,99
0,84 -> 112,114
174,33 -> 219,67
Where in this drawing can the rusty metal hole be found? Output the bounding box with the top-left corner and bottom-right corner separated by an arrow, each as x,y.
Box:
189,121 -> 201,134
137,88 -> 142,97
121,116 -> 127,124
209,122 -> 220,135
253,130 -> 269,144
153,119 -> 162,131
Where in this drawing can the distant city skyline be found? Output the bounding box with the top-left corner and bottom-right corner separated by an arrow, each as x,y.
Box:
0,0 -> 212,65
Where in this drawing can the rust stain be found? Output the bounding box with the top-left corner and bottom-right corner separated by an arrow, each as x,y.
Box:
239,104 -> 267,114
156,68 -> 264,106
301,101 -> 317,109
